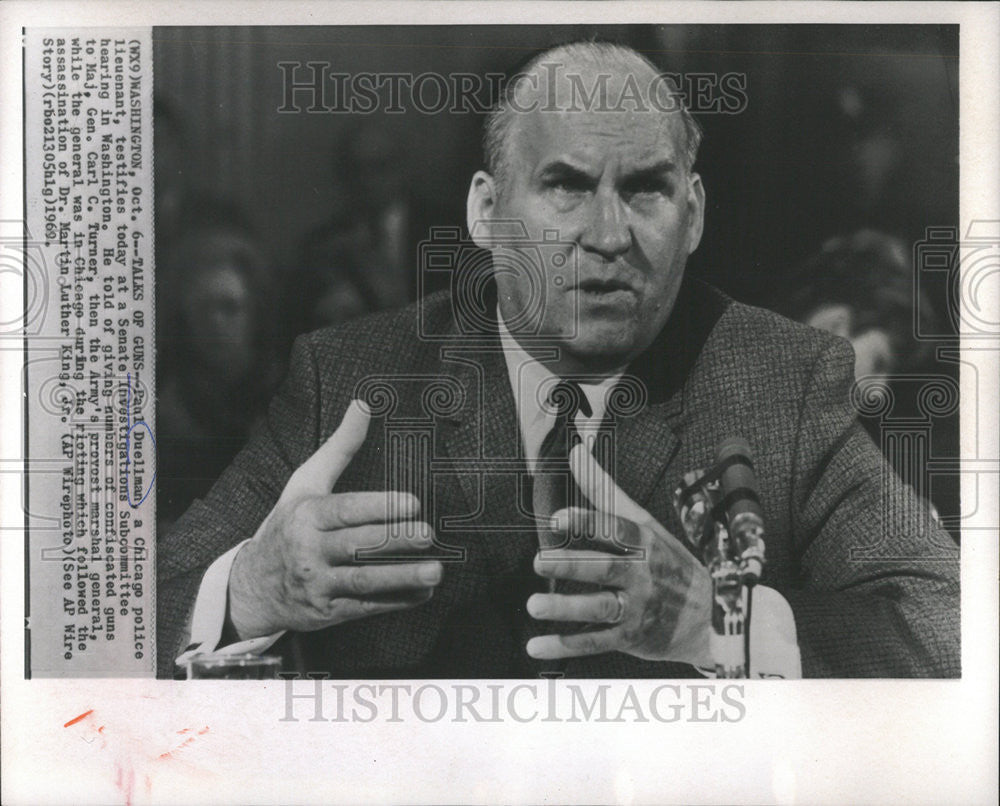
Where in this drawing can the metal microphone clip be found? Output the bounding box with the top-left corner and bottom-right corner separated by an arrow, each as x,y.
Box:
672,440 -> 768,679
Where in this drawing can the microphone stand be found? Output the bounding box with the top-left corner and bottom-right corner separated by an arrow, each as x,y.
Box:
673,471 -> 766,679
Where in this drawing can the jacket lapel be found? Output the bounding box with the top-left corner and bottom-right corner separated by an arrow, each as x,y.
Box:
436,341 -> 539,576
602,277 -> 730,516
605,399 -> 683,515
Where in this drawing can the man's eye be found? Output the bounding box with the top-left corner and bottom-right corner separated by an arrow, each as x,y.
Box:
550,178 -> 588,194
624,180 -> 671,198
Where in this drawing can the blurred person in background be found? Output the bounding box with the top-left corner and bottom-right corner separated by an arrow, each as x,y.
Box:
289,235 -> 378,335
782,230 -> 934,387
297,117 -> 412,309
781,229 -> 952,531
156,198 -> 281,534
297,116 -> 457,311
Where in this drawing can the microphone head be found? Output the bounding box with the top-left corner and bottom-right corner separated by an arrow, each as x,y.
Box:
715,438 -> 758,509
716,436 -> 753,465
715,436 -> 766,582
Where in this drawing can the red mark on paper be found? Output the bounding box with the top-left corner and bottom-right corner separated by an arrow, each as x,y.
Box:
157,727 -> 209,761
63,710 -> 214,804
114,762 -> 135,805
63,709 -> 93,727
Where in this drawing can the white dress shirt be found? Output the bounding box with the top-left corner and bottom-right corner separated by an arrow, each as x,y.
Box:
496,314 -> 624,473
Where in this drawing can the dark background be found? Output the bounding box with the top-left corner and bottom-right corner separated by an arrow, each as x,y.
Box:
152,25 -> 960,536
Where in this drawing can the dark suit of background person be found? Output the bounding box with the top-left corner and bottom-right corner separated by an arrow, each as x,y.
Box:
156,272 -> 960,679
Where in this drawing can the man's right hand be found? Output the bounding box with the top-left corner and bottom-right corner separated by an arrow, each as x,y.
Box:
228,399 -> 442,640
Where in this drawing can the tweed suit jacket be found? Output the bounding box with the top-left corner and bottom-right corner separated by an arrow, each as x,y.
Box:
156,277 -> 960,678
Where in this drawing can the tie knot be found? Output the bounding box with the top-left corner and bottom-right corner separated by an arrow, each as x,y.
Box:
546,380 -> 593,420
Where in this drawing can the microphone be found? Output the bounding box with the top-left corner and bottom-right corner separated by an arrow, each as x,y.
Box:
715,437 -> 766,584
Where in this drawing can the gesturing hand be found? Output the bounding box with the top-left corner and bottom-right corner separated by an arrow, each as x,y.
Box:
526,443 -> 713,667
228,400 -> 442,640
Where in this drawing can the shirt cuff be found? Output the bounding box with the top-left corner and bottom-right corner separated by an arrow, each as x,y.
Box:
175,539 -> 286,669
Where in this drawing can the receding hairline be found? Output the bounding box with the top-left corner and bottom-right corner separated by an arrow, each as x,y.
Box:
484,41 -> 703,183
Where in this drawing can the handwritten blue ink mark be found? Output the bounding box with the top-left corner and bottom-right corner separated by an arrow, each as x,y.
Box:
125,372 -> 157,507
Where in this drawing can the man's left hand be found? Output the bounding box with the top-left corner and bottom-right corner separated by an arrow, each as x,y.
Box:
526,443 -> 713,668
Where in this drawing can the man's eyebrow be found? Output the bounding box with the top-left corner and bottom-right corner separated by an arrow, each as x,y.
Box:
620,160 -> 679,182
537,160 -> 598,181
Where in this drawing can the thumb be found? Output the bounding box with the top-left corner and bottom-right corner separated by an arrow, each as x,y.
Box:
569,441 -> 650,524
282,399 -> 372,500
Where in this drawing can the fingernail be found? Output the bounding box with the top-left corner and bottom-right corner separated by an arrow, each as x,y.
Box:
391,493 -> 419,518
419,563 -> 442,584
527,595 -> 546,618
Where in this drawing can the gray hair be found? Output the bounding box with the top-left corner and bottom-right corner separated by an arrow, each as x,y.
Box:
483,41 -> 703,187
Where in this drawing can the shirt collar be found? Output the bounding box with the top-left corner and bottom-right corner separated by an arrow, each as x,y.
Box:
496,310 -> 622,471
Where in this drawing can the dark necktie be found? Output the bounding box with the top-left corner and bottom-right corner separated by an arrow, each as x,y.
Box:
533,380 -> 593,555
524,380 -> 596,676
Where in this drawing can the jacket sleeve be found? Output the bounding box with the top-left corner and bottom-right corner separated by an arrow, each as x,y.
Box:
784,337 -> 960,677
155,334 -> 321,678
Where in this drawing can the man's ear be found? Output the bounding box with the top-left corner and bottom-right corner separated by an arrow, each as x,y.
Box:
685,172 -> 706,255
467,170 -> 498,250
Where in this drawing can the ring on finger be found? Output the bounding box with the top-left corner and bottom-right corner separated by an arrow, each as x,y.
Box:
608,590 -> 627,624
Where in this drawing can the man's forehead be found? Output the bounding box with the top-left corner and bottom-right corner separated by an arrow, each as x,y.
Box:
513,103 -> 684,173
506,60 -> 686,172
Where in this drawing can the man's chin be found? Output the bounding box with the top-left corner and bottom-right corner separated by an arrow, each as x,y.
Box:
562,322 -> 642,372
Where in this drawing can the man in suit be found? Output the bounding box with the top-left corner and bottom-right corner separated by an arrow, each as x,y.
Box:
158,41 -> 959,679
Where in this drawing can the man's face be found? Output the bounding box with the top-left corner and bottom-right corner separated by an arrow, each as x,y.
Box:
475,66 -> 704,374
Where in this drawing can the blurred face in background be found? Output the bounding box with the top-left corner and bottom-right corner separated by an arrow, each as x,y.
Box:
805,303 -> 896,385
310,274 -> 369,330
469,55 -> 704,376
182,263 -> 254,377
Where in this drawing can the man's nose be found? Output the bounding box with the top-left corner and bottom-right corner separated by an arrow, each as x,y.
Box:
579,189 -> 631,260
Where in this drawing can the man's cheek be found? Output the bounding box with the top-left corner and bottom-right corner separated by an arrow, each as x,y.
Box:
540,288 -> 574,324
